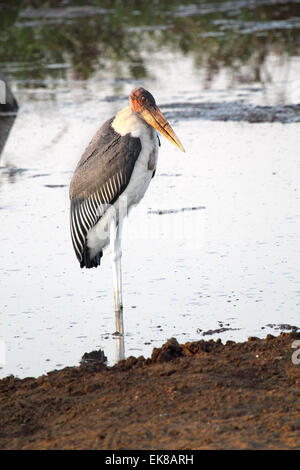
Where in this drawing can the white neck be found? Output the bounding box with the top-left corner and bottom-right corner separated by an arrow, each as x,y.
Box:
111,106 -> 148,138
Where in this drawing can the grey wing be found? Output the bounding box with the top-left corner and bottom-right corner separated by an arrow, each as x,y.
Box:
69,118 -> 142,268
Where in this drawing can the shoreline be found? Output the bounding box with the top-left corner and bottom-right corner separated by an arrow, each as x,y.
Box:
0,331 -> 299,449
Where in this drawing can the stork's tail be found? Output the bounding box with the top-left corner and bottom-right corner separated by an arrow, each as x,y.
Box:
80,244 -> 103,269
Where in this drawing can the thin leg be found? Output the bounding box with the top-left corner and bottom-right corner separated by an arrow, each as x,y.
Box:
110,217 -> 124,336
115,334 -> 125,363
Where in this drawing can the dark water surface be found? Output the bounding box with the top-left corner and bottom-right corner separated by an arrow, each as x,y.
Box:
0,1 -> 300,377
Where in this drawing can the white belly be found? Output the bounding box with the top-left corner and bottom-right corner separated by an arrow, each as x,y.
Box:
87,127 -> 158,257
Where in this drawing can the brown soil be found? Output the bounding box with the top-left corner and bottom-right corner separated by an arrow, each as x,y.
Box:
0,332 -> 300,450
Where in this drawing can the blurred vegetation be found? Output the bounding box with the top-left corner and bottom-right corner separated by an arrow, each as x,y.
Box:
0,0 -> 300,86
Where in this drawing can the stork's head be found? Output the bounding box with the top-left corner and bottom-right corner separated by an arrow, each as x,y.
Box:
129,87 -> 185,152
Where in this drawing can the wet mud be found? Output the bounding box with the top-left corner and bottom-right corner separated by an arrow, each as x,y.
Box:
265,324 -> 300,332
201,327 -> 241,336
148,206 -> 206,215
163,101 -> 300,124
1,332 -> 299,450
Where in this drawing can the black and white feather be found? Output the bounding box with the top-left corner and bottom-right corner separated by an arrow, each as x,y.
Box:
69,112 -> 157,268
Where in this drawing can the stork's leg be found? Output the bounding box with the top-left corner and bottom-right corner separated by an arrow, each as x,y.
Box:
115,334 -> 125,363
110,217 -> 124,336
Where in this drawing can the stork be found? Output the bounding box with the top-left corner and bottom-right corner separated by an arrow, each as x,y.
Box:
69,87 -> 185,346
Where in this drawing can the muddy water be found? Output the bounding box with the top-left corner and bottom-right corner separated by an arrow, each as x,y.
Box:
1,1 -> 300,378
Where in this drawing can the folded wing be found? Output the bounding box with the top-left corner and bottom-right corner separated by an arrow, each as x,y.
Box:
69,118 -> 142,268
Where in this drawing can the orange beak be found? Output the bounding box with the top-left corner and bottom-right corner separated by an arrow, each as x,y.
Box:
140,104 -> 185,152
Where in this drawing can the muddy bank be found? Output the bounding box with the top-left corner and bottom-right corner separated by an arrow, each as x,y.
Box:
163,101 -> 300,123
0,332 -> 299,450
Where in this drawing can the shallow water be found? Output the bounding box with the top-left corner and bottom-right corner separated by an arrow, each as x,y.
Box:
0,1 -> 300,378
